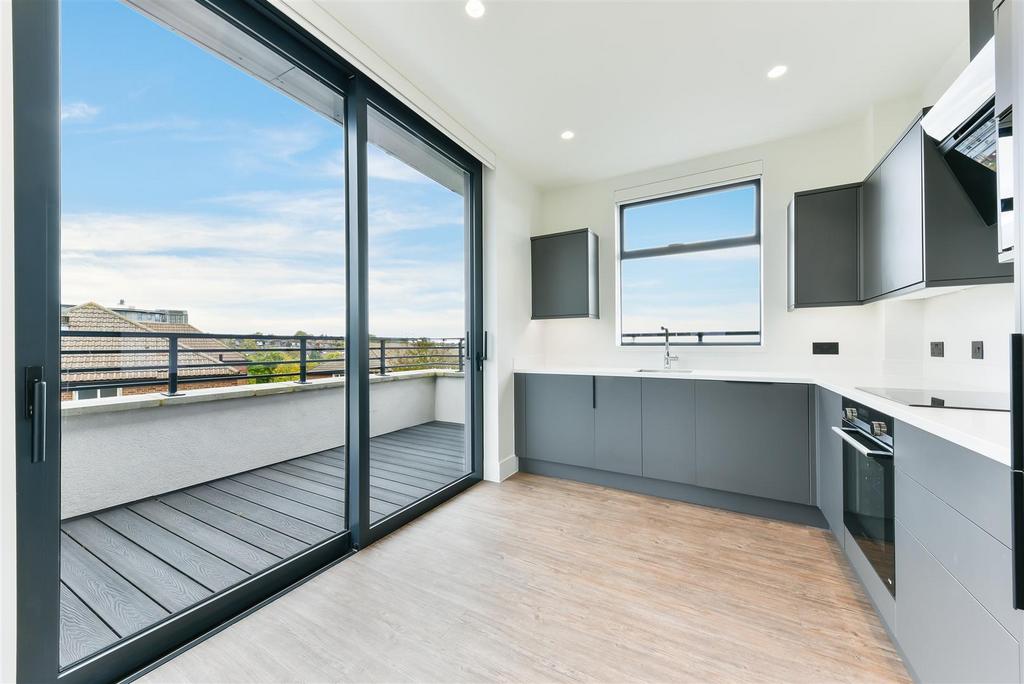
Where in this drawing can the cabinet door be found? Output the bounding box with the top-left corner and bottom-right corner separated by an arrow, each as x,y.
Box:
860,165 -> 884,300
815,388 -> 844,541
641,379 -> 696,484
594,376 -> 642,476
524,374 -> 595,468
791,186 -> 860,307
879,124 -> 924,294
531,230 -> 598,319
695,382 -> 811,504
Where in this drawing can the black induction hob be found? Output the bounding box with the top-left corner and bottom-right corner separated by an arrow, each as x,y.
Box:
857,387 -> 1010,412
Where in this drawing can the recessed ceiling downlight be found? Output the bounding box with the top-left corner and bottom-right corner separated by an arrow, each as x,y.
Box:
465,0 -> 485,18
767,65 -> 788,79
560,130 -> 575,141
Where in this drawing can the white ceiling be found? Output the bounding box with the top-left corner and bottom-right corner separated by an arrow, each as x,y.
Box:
316,0 -> 968,189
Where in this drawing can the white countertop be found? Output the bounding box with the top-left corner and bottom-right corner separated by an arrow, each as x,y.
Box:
514,366 -> 1012,466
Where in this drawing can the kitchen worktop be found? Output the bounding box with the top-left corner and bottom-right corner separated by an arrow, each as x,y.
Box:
514,366 -> 1012,466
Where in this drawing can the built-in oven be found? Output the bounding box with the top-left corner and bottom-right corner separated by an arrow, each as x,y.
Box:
833,398 -> 896,597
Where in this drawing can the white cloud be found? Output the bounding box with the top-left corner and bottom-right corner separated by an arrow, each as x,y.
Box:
61,199 -> 465,338
61,102 -> 100,122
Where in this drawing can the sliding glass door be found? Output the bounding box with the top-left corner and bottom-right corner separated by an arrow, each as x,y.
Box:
12,0 -> 483,681
57,0 -> 349,674
364,105 -> 474,528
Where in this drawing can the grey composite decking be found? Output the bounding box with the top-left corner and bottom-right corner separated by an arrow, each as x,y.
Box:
58,421 -> 467,669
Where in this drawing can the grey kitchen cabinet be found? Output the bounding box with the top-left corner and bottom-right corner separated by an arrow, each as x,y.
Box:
995,0 -> 1015,120
695,381 -> 811,504
594,376 -> 643,476
860,121 -> 925,300
787,184 -> 860,309
896,521 -> 1020,683
531,229 -> 599,319
640,378 -> 697,484
815,388 -> 844,542
523,374 -> 595,468
859,114 -> 1011,302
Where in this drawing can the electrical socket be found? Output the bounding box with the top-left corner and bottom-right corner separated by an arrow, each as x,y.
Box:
930,342 -> 944,358
972,341 -> 984,360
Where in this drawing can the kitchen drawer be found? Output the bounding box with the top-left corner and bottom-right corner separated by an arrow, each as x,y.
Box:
896,468 -> 1018,638
896,421 -> 1011,546
896,521 -> 1020,683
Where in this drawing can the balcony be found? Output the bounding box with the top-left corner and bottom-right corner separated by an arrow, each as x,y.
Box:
58,331 -> 467,668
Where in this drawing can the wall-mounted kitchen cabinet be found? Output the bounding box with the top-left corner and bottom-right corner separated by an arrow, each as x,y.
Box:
531,229 -> 599,319
787,184 -> 861,309
859,114 -> 1012,301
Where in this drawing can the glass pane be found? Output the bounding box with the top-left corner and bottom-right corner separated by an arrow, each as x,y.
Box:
59,0 -> 346,668
366,106 -> 470,525
620,245 -> 761,345
622,182 -> 758,252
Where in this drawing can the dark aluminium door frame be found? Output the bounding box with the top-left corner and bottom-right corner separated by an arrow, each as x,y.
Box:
12,0 -> 485,681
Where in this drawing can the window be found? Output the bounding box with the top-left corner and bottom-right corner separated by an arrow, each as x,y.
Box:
618,179 -> 761,346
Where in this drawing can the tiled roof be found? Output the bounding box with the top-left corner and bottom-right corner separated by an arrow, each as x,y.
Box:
61,302 -> 243,385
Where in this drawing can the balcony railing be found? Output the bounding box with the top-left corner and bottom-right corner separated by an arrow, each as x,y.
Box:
61,330 -> 466,397
620,329 -> 761,345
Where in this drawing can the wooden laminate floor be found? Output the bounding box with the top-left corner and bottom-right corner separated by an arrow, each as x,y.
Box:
140,473 -> 909,683
59,421 -> 467,669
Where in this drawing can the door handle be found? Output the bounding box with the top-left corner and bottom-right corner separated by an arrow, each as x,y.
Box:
25,366 -> 45,463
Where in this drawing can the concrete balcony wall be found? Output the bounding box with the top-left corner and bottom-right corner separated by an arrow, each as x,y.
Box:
60,370 -> 465,519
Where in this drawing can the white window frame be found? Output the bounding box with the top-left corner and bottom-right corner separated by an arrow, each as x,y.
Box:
614,162 -> 765,348
73,387 -> 122,401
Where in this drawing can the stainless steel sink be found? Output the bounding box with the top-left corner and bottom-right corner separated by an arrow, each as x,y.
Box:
636,369 -> 692,373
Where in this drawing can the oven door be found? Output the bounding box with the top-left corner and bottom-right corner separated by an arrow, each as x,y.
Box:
834,425 -> 896,597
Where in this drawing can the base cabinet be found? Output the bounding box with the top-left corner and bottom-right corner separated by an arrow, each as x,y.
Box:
595,376 -> 642,476
815,388 -> 844,541
695,381 -> 811,504
896,522 -> 1020,683
523,374 -> 595,468
640,379 -> 696,483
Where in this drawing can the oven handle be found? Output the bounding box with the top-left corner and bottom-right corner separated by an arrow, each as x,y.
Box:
832,426 -> 893,458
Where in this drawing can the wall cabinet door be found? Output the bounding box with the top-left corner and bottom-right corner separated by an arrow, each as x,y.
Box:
861,124 -> 925,300
641,379 -> 696,484
524,374 -> 595,468
695,382 -> 811,504
594,376 -> 642,476
788,185 -> 860,309
815,388 -> 844,542
531,229 -> 599,319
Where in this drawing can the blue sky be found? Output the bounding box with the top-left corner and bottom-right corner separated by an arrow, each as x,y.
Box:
61,0 -> 465,338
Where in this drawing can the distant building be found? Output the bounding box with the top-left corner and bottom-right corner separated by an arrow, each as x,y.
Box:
60,302 -> 247,400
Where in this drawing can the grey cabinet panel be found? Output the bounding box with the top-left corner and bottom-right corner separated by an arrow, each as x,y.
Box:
815,388 -> 844,542
524,374 -> 595,468
695,382 -> 811,504
788,185 -> 860,309
594,377 -> 642,476
878,123 -> 925,295
641,379 -> 696,484
996,0 -> 1015,120
896,420 -> 1011,546
514,373 -> 527,460
860,164 -> 884,300
531,229 -> 599,319
896,469 -> 1018,638
896,521 -> 1020,684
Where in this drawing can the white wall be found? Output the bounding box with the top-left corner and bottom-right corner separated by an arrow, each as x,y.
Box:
0,0 -> 15,678
483,164 -> 543,482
